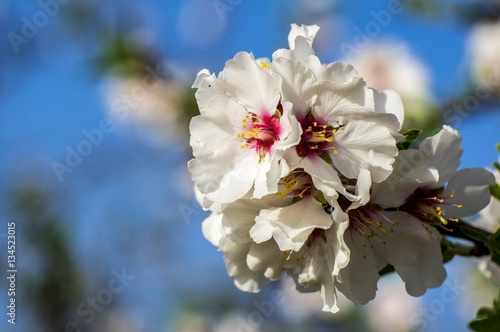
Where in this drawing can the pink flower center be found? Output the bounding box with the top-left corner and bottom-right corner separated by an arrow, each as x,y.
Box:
401,187 -> 463,225
275,168 -> 313,200
296,112 -> 339,160
348,205 -> 396,241
238,107 -> 282,162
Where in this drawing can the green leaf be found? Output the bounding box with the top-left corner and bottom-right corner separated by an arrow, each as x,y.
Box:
470,291 -> 500,332
491,183 -> 500,201
396,129 -> 422,150
487,229 -> 500,267
494,144 -> 500,171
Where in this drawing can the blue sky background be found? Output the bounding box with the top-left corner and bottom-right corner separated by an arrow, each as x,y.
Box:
0,0 -> 499,331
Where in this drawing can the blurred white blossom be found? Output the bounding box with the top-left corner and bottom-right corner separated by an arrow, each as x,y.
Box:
349,41 -> 432,101
348,42 -> 437,130
366,275 -> 421,332
468,21 -> 500,93
103,75 -> 186,145
102,309 -> 145,332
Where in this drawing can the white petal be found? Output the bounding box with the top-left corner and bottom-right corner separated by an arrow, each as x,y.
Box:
189,96 -> 246,156
247,240 -> 285,280
290,36 -> 316,61
222,195 -> 289,243
250,196 -> 334,251
202,211 -> 224,246
299,157 -> 344,202
307,58 -> 359,84
347,168 -> 372,210
188,159 -> 213,209
441,168 -> 496,218
336,230 -> 381,304
271,57 -> 317,118
253,156 -> 287,199
192,69 -> 210,89
420,125 -> 463,187
193,70 -> 226,112
274,101 -> 303,152
373,89 -> 405,132
292,227 -> 341,313
371,149 -> 439,207
314,79 -> 374,123
197,150 -> 260,204
220,238 -> 270,293
333,120 -> 397,182
375,211 -> 433,267
394,227 -> 446,296
288,24 -> 320,49
220,52 -> 281,115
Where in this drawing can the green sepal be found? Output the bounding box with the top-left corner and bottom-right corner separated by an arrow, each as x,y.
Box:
460,225 -> 489,243
319,151 -> 333,165
396,128 -> 422,150
490,183 -> 500,201
487,229 -> 500,267
378,264 -> 395,276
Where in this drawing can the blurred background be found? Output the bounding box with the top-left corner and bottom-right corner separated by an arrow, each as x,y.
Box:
1,0 -> 500,331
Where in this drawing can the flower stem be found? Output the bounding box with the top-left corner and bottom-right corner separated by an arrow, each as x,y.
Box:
438,219 -> 492,257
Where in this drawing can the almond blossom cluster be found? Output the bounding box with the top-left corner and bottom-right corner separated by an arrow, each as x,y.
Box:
188,24 -> 495,313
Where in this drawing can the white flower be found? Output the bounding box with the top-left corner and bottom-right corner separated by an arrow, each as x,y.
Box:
189,52 -> 301,206
468,21 -> 500,92
337,184 -> 445,304
273,57 -> 399,184
336,126 -> 494,304
373,126 -> 494,220
270,27 -> 401,185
